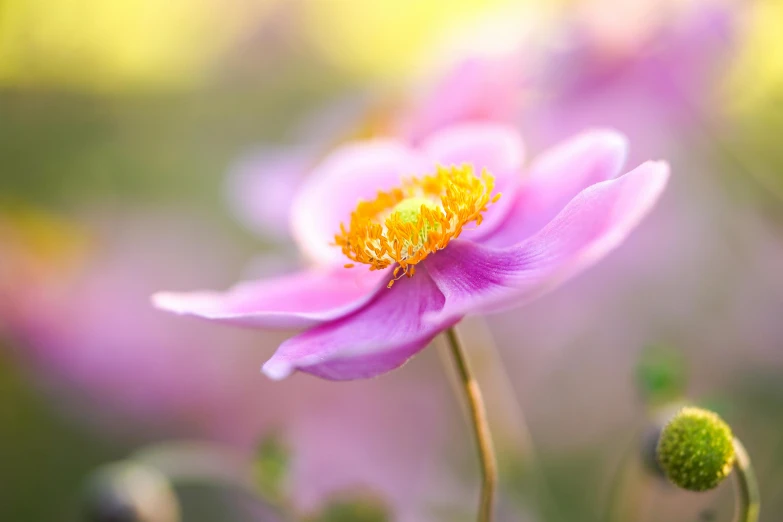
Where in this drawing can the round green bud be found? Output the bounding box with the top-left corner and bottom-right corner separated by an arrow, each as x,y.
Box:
656,407 -> 735,491
641,402 -> 688,478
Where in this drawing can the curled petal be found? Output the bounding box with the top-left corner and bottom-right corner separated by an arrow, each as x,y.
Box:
152,268 -> 386,330
262,268 -> 455,381
290,140 -> 428,266
423,161 -> 670,322
483,129 -> 629,247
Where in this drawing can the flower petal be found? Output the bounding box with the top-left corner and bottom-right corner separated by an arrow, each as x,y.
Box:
482,129 -> 629,247
421,122 -> 525,174
401,54 -> 525,143
421,122 -> 526,240
262,268 -> 454,381
290,140 -> 427,266
423,160 -> 669,322
152,268 -> 386,330
225,146 -> 314,241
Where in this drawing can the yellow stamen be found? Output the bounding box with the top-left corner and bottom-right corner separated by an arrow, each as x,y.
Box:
334,164 -> 500,287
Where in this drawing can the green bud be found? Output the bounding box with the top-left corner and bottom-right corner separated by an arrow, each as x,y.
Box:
641,402 -> 688,478
656,407 -> 735,491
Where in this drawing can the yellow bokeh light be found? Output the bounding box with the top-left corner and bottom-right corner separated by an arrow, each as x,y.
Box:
301,0 -> 525,79
0,0 -> 277,91
724,0 -> 783,113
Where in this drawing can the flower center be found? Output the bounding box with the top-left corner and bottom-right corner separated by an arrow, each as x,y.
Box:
334,164 -> 500,288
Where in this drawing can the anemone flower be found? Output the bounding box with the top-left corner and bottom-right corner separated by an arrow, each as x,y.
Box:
154,123 -> 668,382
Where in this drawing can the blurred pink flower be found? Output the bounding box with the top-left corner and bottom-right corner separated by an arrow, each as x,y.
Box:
225,93 -> 379,243
227,146 -> 314,242
155,124 -> 669,380
0,210 -> 260,430
398,53 -> 527,144
0,209 -> 453,520
521,1 -> 736,157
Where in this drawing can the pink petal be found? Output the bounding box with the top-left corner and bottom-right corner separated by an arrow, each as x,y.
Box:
225,146 -> 314,241
421,122 -> 525,174
423,160 -> 669,322
401,55 -> 525,143
290,140 -> 428,266
420,123 -> 526,240
262,268 -> 455,381
482,129 -> 629,247
152,268 -> 387,330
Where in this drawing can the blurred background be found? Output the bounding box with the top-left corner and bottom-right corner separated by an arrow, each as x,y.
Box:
1,0 -> 782,520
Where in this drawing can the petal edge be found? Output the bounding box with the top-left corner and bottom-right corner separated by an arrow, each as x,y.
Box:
153,268 -> 385,330
262,267 -> 456,380
424,160 -> 670,322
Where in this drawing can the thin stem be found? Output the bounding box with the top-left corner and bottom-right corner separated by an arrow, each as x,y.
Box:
732,437 -> 760,522
444,326 -> 498,522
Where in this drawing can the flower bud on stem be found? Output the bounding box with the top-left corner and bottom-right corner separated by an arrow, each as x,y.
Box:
656,406 -> 759,522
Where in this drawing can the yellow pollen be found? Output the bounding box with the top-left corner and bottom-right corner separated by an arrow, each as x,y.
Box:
334,164 -> 500,288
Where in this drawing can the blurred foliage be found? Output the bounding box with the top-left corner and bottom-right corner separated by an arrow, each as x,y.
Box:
82,462 -> 180,522
0,75 -> 345,212
306,494 -> 390,522
0,349 -> 124,522
507,449 -> 606,522
730,373 -> 783,520
635,344 -> 688,408
253,434 -> 290,504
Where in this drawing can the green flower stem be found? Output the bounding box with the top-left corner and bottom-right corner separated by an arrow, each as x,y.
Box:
732,437 -> 760,522
445,326 -> 498,522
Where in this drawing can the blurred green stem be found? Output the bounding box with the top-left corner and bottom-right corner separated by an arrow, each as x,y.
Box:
445,326 -> 497,522
733,438 -> 760,522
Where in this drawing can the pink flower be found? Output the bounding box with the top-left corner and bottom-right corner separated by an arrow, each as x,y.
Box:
155,124 -> 669,381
